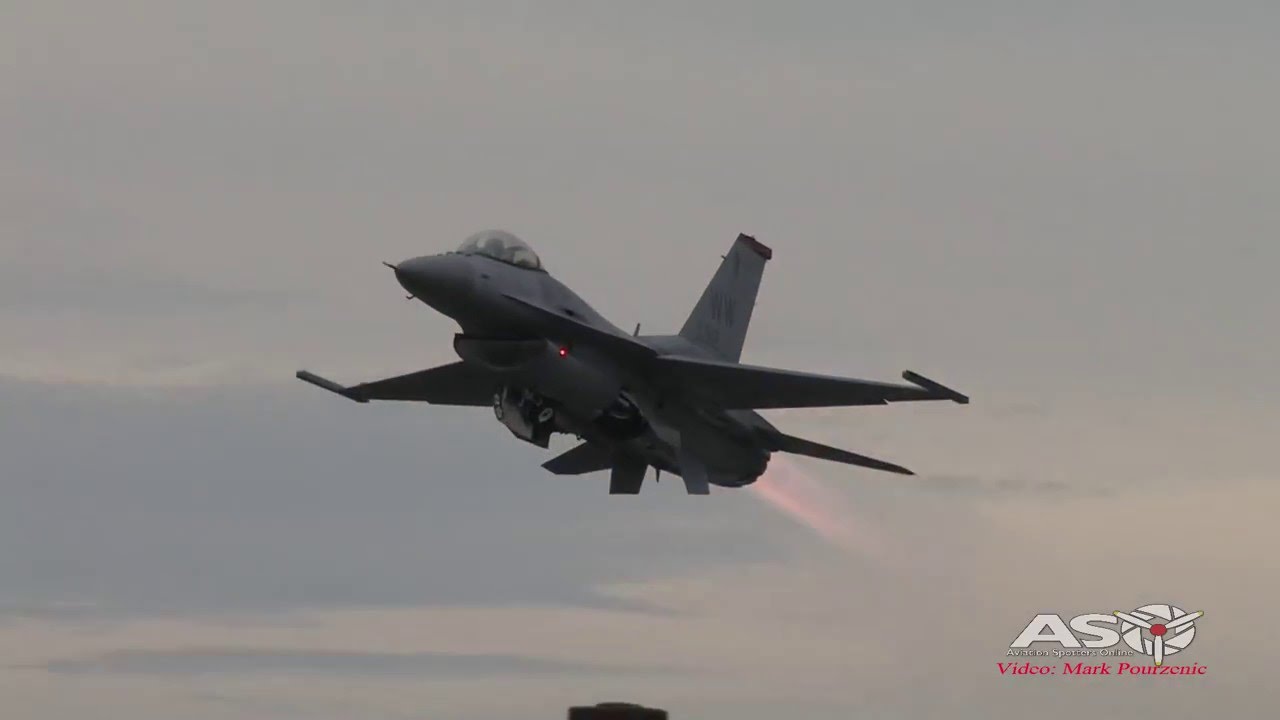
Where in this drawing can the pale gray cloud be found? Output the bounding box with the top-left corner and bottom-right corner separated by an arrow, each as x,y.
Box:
0,379 -> 786,619
38,647 -> 676,678
0,267 -> 282,315
912,473 -> 1083,497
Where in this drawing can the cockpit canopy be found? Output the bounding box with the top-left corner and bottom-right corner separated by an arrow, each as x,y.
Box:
457,230 -> 543,270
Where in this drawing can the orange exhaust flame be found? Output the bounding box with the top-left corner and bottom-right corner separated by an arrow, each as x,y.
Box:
749,455 -> 891,560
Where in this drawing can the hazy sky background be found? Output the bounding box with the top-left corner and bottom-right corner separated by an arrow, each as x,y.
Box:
3,2 -> 1278,718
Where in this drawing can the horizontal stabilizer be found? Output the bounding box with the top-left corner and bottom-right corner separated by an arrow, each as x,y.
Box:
771,432 -> 913,475
295,362 -> 498,406
655,355 -> 968,409
542,442 -> 614,475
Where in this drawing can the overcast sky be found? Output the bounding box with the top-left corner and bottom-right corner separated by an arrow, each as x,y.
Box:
3,2 -> 1278,719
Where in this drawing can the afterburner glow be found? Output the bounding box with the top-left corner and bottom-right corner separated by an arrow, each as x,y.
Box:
749,455 -> 888,559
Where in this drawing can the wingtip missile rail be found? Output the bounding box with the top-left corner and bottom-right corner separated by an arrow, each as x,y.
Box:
902,370 -> 970,404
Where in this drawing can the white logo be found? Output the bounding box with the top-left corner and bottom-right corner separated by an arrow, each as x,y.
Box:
1114,604 -> 1201,666
1010,604 -> 1203,666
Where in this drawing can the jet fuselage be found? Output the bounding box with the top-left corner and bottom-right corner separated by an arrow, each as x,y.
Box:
297,230 -> 967,495
394,250 -> 770,486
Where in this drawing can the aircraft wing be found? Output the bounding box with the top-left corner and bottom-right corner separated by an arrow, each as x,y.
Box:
769,431 -> 914,475
296,362 -> 498,405
655,355 -> 968,409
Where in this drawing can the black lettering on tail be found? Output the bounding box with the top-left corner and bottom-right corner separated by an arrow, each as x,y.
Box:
678,233 -> 771,361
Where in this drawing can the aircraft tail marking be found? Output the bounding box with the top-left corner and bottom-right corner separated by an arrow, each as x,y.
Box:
678,233 -> 770,362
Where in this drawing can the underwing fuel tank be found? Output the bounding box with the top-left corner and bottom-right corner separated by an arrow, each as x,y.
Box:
453,334 -> 622,417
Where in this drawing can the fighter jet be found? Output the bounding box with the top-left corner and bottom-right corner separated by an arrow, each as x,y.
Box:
297,230 -> 968,494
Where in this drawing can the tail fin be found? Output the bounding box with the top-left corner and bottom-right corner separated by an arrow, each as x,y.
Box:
678,233 -> 771,361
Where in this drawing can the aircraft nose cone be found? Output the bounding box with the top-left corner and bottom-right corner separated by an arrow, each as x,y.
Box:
394,254 -> 475,315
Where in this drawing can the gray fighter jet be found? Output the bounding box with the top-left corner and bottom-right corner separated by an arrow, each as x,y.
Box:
298,230 -> 968,494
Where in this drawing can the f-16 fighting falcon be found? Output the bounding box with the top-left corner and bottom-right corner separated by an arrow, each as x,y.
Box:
297,231 -> 968,494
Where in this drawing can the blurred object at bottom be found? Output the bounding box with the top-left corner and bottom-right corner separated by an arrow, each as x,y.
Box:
569,702 -> 668,720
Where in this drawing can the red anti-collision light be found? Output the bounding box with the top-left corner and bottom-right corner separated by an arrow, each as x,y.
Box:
557,346 -> 569,357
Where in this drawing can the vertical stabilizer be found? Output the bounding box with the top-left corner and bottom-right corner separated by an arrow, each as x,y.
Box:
678,233 -> 771,361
